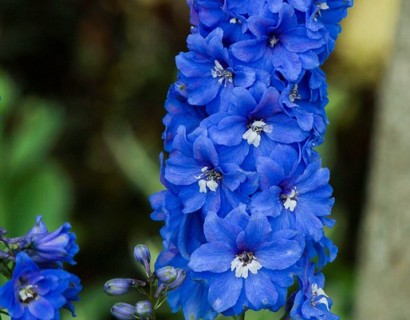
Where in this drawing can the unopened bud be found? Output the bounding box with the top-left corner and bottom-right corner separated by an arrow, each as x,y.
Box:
134,244 -> 151,276
155,266 -> 177,284
168,269 -> 186,290
104,278 -> 145,296
111,302 -> 136,320
135,300 -> 152,319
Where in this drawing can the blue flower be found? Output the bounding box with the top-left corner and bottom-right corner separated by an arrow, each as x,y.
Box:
231,4 -> 325,81
203,86 -> 308,165
188,0 -> 250,43
164,128 -> 258,214
176,28 -> 262,112
305,0 -> 354,62
279,69 -> 328,135
290,263 -> 339,320
250,144 -> 334,241
188,208 -> 303,314
61,273 -> 82,317
23,216 -> 79,266
0,252 -> 76,320
162,81 -> 208,152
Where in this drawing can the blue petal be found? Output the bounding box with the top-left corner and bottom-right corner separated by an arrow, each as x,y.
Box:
250,187 -> 282,217
245,270 -> 278,310
208,272 -> 243,313
193,135 -> 219,167
209,116 -> 246,146
231,38 -> 267,63
28,298 -> 55,319
189,242 -> 234,273
266,114 -> 308,143
204,211 -> 241,247
256,239 -> 302,270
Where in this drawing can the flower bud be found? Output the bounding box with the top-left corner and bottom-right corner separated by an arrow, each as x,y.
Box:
135,300 -> 152,319
168,268 -> 186,290
111,302 -> 136,320
104,278 -> 145,296
155,266 -> 177,284
134,244 -> 151,276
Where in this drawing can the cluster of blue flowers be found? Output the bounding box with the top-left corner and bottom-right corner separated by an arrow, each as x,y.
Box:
151,0 -> 352,319
0,216 -> 81,320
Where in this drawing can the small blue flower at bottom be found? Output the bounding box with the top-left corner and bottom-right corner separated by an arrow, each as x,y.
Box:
0,252 -> 79,320
188,208 -> 304,315
289,263 -> 338,320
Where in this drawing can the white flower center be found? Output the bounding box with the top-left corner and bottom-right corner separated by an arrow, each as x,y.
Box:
281,188 -> 298,212
18,285 -> 38,304
230,251 -> 262,279
269,34 -> 279,48
195,166 -> 223,193
211,60 -> 233,86
243,120 -> 273,147
289,84 -> 301,103
311,283 -> 330,310
314,2 -> 329,20
229,17 -> 241,24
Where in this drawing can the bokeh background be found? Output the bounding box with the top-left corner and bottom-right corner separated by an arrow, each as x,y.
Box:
0,0 -> 403,319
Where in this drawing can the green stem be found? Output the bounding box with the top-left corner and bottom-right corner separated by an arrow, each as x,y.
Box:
239,311 -> 246,320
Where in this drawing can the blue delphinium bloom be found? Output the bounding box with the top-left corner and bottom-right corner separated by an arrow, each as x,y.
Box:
162,81 -> 208,153
231,4 -> 325,81
189,208 -> 303,314
203,86 -> 308,165
22,216 -> 79,267
250,144 -> 334,241
176,28 -> 267,113
164,127 -> 258,214
290,262 -> 339,320
0,252 -> 76,320
279,68 -> 328,137
61,273 -> 82,317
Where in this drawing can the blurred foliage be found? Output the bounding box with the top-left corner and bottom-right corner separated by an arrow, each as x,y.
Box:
0,0 -> 402,319
0,72 -> 72,235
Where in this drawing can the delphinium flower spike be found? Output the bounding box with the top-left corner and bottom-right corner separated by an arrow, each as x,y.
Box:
151,0 -> 353,319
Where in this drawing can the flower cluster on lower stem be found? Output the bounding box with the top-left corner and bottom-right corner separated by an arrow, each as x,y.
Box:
104,244 -> 186,320
0,216 -> 81,320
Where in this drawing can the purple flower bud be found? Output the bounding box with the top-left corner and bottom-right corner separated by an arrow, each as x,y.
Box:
135,300 -> 152,319
155,266 -> 177,284
104,278 -> 145,296
134,244 -> 151,276
111,302 -> 136,320
168,268 -> 186,290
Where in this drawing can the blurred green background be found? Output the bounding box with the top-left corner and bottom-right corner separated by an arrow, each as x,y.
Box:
0,0 -> 402,319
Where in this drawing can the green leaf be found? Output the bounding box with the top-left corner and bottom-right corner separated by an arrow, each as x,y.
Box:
6,161 -> 72,235
7,98 -> 63,175
104,123 -> 163,197
0,70 -> 18,116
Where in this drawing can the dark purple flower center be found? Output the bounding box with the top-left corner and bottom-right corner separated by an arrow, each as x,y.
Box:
237,251 -> 255,265
289,85 -> 301,102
